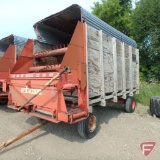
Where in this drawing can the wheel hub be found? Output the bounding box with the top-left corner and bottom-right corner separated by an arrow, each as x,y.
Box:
88,115 -> 96,133
132,100 -> 136,109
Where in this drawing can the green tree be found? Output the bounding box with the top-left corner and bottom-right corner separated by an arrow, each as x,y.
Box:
132,0 -> 160,81
92,0 -> 133,37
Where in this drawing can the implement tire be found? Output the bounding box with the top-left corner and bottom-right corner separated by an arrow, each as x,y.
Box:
150,96 -> 160,117
125,96 -> 136,113
0,98 -> 8,105
78,109 -> 98,139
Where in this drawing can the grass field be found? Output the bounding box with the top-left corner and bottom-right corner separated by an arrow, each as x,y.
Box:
135,82 -> 160,106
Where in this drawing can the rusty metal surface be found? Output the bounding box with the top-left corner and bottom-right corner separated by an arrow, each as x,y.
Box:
33,40 -> 67,66
29,64 -> 60,72
33,4 -> 136,48
34,47 -> 67,58
33,40 -> 53,53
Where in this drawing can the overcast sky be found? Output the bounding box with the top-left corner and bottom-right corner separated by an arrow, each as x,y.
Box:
0,0 -> 99,39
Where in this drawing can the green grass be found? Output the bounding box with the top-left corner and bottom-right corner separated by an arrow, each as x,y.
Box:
135,82 -> 160,106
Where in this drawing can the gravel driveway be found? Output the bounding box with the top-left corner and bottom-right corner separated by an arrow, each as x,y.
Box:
0,104 -> 160,160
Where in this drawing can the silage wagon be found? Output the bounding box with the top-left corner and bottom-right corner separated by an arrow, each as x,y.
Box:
8,4 -> 139,139
0,35 -> 27,104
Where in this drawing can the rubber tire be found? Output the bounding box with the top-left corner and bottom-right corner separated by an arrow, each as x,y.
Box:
0,99 -> 8,105
78,109 -> 98,139
125,96 -> 136,113
150,96 -> 160,117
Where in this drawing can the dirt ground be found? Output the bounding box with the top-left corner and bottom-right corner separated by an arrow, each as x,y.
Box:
0,103 -> 160,160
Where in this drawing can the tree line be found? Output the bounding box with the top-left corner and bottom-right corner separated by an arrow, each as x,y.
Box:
92,0 -> 160,82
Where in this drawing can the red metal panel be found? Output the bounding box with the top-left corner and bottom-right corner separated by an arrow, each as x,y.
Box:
0,45 -> 16,72
8,22 -> 88,124
11,39 -> 34,74
61,21 -> 86,69
0,44 -> 17,95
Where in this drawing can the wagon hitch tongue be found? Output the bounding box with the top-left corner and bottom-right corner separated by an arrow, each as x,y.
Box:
17,66 -> 70,111
0,121 -> 48,150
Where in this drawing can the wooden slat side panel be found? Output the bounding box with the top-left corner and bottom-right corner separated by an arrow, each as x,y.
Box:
129,46 -> 133,95
121,42 -> 126,99
99,30 -> 106,106
103,34 -> 112,50
87,26 -> 100,42
87,25 -> 138,101
87,26 -> 101,98
88,40 -> 100,51
103,53 -> 114,93
136,49 -> 139,92
116,40 -> 123,91
132,47 -> 137,88
125,44 -> 130,89
103,33 -> 114,93
112,38 -> 118,102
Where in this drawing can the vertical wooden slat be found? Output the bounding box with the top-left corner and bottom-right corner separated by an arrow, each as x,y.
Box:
129,46 -> 133,96
103,34 -> 114,94
99,30 -> 106,106
87,26 -> 101,98
121,42 -> 126,99
136,49 -> 139,94
112,38 -> 117,102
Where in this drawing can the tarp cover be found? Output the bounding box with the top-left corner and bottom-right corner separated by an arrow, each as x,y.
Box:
33,4 -> 136,48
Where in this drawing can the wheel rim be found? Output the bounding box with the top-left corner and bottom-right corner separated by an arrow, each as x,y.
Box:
88,115 -> 96,133
132,100 -> 136,109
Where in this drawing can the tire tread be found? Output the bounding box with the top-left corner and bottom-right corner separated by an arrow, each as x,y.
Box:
125,96 -> 136,113
150,96 -> 160,117
77,109 -> 98,139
